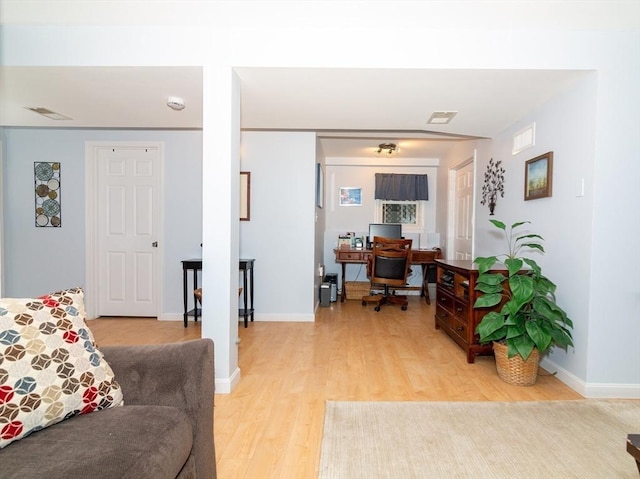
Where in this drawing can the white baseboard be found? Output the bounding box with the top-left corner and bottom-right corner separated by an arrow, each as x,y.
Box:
215,366 -> 241,394
541,357 -> 640,399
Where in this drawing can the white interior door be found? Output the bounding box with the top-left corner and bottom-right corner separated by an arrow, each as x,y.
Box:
96,146 -> 160,316
452,159 -> 474,260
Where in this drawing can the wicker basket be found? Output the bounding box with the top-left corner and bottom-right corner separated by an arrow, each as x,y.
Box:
345,281 -> 371,300
493,341 -> 540,386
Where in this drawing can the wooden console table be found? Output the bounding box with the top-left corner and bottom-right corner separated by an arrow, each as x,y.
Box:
334,247 -> 441,303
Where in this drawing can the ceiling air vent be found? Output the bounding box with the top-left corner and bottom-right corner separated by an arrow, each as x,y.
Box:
25,107 -> 72,120
427,111 -> 457,125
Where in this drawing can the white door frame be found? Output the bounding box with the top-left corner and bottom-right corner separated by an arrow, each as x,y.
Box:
84,141 -> 165,319
446,151 -> 476,260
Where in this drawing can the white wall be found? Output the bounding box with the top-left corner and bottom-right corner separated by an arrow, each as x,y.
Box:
1,128 -> 203,318
239,131 -> 317,321
471,72 -> 639,396
314,140 -> 327,306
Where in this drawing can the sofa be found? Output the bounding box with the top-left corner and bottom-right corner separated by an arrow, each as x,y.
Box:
1,339 -> 216,479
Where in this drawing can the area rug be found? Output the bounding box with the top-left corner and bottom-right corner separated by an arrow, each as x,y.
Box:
318,400 -> 640,478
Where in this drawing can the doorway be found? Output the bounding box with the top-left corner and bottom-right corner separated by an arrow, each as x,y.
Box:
447,154 -> 475,260
85,141 -> 164,319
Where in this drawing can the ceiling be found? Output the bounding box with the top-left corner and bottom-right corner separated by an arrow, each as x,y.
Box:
0,65 -> 587,158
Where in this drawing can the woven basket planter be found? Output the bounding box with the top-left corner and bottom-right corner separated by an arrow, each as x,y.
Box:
493,341 -> 540,386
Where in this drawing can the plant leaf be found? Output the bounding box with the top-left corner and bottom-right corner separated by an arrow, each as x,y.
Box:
504,257 -> 523,277
522,258 -> 542,276
490,219 -> 506,230
475,312 -> 505,342
520,242 -> 545,253
509,334 -> 536,360
508,275 -> 534,310
510,221 -> 530,230
550,327 -> 574,348
525,321 -> 552,352
474,256 -> 498,275
474,293 -> 503,308
474,283 -> 504,295
506,323 -> 526,339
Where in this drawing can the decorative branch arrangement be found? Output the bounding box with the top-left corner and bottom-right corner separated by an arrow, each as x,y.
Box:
480,158 -> 505,215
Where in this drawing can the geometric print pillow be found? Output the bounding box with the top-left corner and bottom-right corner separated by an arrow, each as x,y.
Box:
0,287 -> 123,449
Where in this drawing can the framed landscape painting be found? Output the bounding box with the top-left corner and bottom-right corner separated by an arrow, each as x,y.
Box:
524,151 -> 553,201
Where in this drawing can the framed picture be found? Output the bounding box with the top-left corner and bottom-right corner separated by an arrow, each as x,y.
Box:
240,171 -> 250,220
524,151 -> 553,201
316,163 -> 324,208
339,187 -> 362,206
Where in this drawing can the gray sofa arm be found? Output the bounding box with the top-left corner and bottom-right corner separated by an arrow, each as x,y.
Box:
101,339 -> 215,479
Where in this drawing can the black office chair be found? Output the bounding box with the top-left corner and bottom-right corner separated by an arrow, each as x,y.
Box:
362,236 -> 413,311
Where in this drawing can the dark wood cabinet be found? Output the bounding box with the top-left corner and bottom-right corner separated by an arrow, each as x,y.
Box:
434,259 -> 497,363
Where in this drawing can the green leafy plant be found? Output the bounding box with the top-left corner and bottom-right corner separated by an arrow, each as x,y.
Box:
473,220 -> 573,360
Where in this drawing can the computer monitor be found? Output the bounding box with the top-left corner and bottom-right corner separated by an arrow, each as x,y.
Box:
368,223 -> 402,246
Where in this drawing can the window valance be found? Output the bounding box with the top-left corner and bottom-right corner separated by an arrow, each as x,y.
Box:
374,173 -> 429,201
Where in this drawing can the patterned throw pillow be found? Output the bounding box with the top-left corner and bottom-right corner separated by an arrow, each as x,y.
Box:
0,288 -> 123,449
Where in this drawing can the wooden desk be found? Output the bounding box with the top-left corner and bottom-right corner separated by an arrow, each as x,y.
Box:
334,248 -> 442,303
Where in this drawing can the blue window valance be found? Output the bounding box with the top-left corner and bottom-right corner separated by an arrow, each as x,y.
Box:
374,173 -> 429,201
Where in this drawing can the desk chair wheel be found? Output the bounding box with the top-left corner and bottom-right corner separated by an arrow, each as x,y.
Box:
374,306 -> 381,312
401,305 -> 407,311
362,300 -> 367,306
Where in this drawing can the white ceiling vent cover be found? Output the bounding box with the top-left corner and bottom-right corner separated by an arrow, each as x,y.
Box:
513,123 -> 536,155
427,111 -> 457,124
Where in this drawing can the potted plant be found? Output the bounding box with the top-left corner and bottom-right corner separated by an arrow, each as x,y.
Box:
473,220 -> 573,386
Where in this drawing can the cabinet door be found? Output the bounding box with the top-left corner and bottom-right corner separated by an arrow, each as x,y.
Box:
453,299 -> 468,324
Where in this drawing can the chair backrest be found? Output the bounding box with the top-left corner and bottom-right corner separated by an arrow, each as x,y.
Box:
369,236 -> 413,287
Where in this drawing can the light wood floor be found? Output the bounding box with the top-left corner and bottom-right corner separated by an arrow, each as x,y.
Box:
90,296 -> 582,479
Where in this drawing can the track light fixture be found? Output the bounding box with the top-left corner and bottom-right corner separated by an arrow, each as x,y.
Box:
375,142 -> 398,157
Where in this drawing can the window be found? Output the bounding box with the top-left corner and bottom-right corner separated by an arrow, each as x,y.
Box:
375,200 -> 423,232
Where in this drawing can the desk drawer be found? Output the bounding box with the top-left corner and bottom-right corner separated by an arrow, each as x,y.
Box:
450,317 -> 468,342
336,251 -> 365,261
436,289 -> 454,314
411,250 -> 439,263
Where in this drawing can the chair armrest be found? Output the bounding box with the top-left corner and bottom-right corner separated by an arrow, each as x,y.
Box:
101,339 -> 215,478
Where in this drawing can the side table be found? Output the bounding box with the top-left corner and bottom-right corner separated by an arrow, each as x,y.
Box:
181,258 -> 202,328
239,258 -> 255,328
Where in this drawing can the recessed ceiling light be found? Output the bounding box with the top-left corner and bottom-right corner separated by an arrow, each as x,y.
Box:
25,107 -> 72,120
427,111 -> 458,125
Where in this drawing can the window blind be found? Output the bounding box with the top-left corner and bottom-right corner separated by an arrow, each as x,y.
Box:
374,173 -> 429,201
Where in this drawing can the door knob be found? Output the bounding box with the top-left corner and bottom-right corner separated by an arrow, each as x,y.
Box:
152,241 -> 158,247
